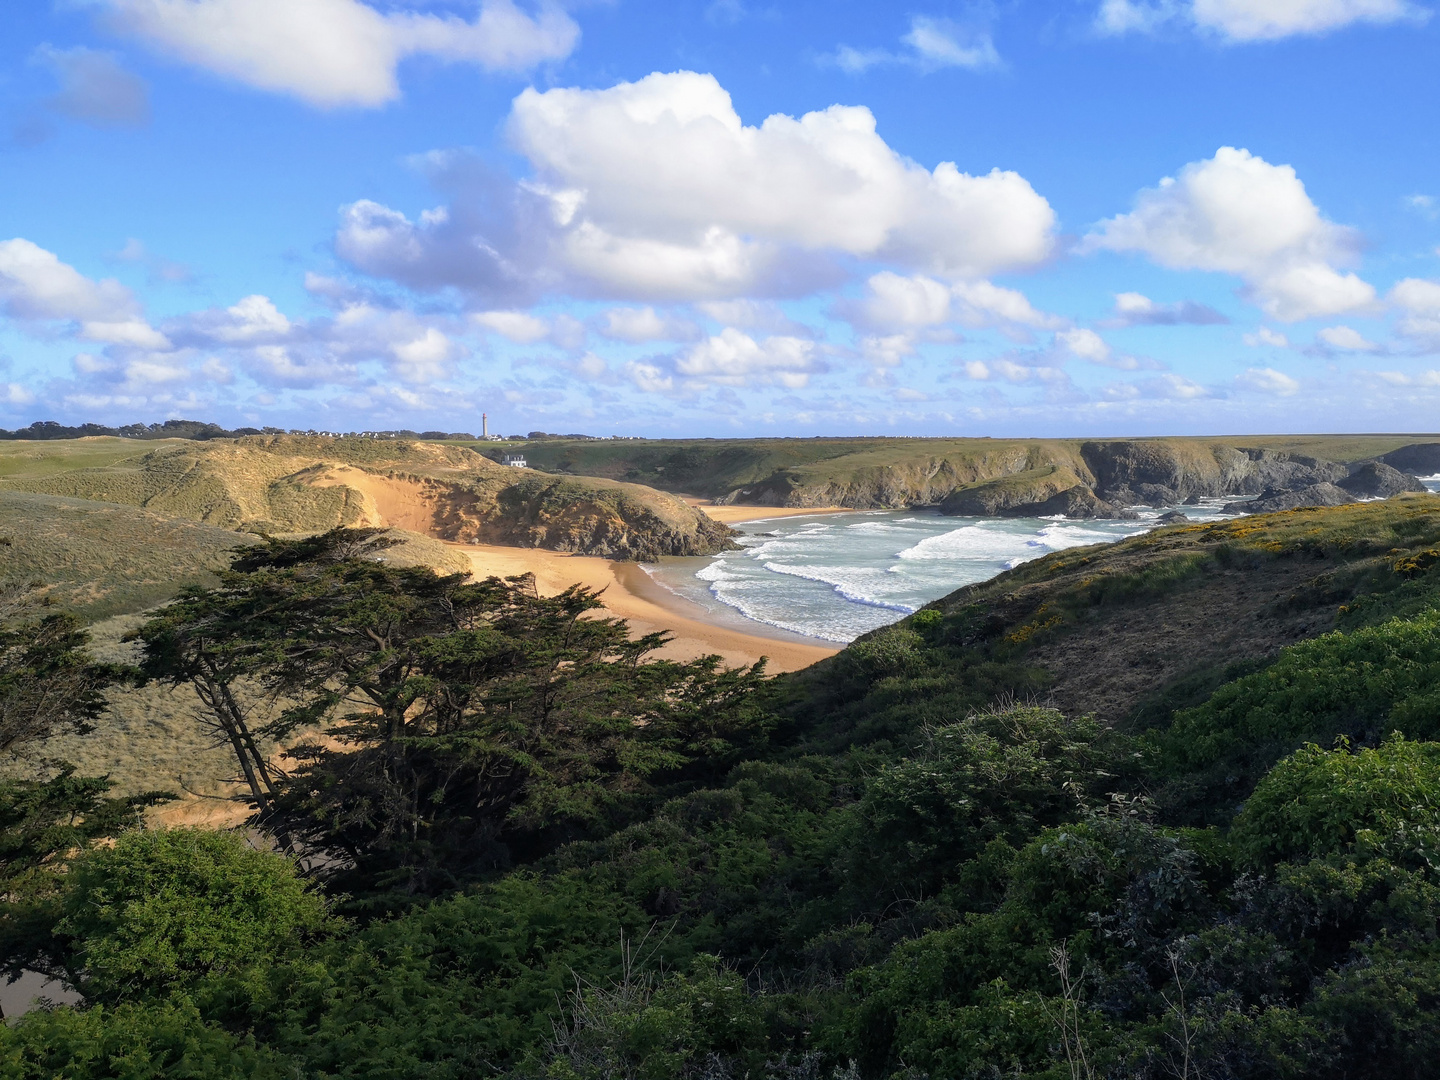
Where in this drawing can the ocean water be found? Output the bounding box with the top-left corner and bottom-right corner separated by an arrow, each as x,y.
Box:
645,500 -> 1239,644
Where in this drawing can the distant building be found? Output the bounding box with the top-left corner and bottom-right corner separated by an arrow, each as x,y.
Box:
503,453 -> 528,468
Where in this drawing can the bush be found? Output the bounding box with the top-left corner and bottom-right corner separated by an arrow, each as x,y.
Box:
57,829 -> 334,1004
0,1000 -> 291,1079
1231,735 -> 1440,869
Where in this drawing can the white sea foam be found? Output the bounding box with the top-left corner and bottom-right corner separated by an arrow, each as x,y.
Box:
667,505 -> 1232,646
894,523 -> 1024,562
760,561 -> 915,612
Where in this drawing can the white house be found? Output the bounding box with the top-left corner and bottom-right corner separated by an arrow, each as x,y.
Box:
503,454 -> 527,468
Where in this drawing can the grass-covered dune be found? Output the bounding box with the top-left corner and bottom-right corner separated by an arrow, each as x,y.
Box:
478,433 -> 1440,515
0,435 -> 735,560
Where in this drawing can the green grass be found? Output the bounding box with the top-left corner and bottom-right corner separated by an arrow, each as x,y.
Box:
0,491 -> 247,620
0,436 -> 168,480
456,434 -> 1440,502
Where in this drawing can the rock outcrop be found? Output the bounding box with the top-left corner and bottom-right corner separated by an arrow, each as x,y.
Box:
1338,461 -> 1428,498
1380,442 -> 1440,476
1225,483 -> 1357,515
7,436 -> 736,560
933,442 -> 1397,520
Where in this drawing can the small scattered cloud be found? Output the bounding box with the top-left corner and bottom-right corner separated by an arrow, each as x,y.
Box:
696,299 -> 812,336
1404,194 -> 1438,220
1243,326 -> 1290,348
2,382 -> 36,406
962,358 -> 1068,384
1103,291 -> 1228,326
112,238 -> 195,285
598,306 -> 700,343
1372,369 -> 1440,388
1235,366 -> 1301,394
1391,277 -> 1440,348
1053,326 -> 1164,370
1315,324 -> 1380,352
848,271 -> 1064,333
673,329 -> 823,389
826,13 -> 1002,74
35,45 -> 149,129
1095,0 -> 1426,42
472,309 -> 551,344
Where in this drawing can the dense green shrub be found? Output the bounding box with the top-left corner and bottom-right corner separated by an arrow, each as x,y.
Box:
57,829 -> 334,1005
0,1000 -> 291,1080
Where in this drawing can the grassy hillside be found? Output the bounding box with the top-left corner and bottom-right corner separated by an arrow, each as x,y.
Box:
11,498 -> 1440,1078
465,433 -> 1440,509
0,491 -> 246,620
1,436 -> 735,559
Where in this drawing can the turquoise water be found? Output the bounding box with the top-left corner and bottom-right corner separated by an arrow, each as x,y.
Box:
644,501 -> 1238,644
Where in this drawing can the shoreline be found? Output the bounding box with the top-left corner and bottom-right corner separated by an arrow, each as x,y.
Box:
451,538 -> 842,674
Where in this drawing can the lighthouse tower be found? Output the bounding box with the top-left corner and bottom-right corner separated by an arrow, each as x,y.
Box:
482,413 -> 488,439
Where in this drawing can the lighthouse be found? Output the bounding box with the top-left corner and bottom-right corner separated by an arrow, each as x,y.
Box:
482,413 -> 488,439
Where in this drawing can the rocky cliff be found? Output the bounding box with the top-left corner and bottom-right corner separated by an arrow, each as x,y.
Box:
721,439 -> 1435,520
6,436 -> 736,560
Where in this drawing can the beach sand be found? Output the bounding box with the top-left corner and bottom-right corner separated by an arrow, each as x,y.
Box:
453,501 -> 847,673
455,541 -> 840,673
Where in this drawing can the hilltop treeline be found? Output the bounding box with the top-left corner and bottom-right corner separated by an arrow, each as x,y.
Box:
6,503 -> 1440,1078
0,420 -> 481,442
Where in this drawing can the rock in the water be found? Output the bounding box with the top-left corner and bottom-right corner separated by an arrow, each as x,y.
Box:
1157,510 -> 1191,524
1026,485 -> 1131,520
1225,483 -> 1356,515
1338,460 -> 1427,498
1380,442 -> 1440,476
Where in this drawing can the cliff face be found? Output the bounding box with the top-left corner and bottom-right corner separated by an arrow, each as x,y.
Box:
716,439 -> 1432,519
7,437 -> 736,560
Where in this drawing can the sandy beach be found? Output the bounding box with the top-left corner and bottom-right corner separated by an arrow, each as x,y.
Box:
453,502 -> 847,673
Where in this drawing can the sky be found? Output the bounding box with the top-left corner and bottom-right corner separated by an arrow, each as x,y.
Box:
1,0 -> 1438,438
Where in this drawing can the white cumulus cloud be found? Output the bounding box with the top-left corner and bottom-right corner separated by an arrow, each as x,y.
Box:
506,71 -> 1055,298
1085,147 -> 1375,321
472,309 -> 551,343
831,14 -> 1001,73
1105,291 -> 1228,326
852,271 -> 1064,331
101,0 -> 579,108
1055,328 -> 1112,362
0,237 -> 170,347
1391,277 -> 1440,348
674,329 -> 822,388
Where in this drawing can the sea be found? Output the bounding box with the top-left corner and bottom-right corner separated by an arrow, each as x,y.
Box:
642,479 -> 1440,645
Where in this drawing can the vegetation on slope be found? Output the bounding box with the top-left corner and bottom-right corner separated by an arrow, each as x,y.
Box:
7,502 -> 1440,1077
473,434 -> 1440,516
2,436 -> 735,560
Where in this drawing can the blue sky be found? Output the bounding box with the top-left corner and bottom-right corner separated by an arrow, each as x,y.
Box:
1,0 -> 1438,438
